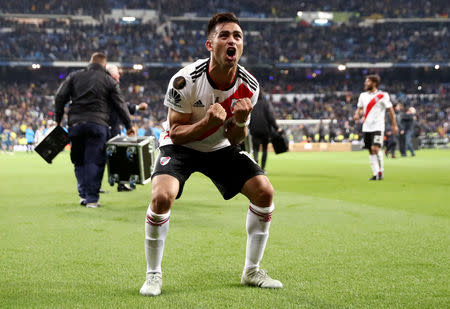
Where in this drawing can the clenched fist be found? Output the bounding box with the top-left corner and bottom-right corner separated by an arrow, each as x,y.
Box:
233,98 -> 253,123
206,103 -> 227,127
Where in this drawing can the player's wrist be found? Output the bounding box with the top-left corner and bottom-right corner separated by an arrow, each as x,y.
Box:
235,118 -> 250,127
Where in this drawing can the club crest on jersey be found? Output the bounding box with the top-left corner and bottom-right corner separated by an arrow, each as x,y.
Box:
168,89 -> 182,108
160,156 -> 171,166
230,98 -> 239,114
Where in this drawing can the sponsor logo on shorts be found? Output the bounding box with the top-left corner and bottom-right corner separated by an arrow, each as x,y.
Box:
160,156 -> 171,166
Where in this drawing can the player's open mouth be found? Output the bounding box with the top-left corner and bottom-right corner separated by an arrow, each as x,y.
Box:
226,47 -> 236,60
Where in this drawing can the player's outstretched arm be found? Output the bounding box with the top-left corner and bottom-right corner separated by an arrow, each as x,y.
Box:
169,104 -> 226,145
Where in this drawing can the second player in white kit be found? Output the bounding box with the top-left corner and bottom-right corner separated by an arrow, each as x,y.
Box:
354,74 -> 398,180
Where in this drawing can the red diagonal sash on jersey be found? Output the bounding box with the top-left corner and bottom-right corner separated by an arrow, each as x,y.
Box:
363,93 -> 384,122
196,83 -> 253,141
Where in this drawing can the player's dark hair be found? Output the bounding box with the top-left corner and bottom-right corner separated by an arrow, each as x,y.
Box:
207,12 -> 240,38
90,52 -> 107,65
366,74 -> 381,87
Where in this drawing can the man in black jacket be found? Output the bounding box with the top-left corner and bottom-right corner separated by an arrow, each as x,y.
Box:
55,52 -> 135,208
249,96 -> 280,171
395,103 -> 406,156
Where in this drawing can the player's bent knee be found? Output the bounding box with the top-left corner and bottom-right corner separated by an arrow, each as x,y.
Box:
150,191 -> 175,213
256,185 -> 274,206
242,176 -> 274,207
150,174 -> 179,213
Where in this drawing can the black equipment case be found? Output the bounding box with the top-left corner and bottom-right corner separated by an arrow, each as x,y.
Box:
34,126 -> 69,163
105,136 -> 156,188
271,129 -> 289,154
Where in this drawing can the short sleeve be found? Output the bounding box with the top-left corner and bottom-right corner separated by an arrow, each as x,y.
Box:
163,72 -> 193,113
383,92 -> 393,109
357,94 -> 363,108
250,85 -> 260,106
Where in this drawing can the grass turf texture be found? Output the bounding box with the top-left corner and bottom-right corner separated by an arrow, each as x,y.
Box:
0,149 -> 449,308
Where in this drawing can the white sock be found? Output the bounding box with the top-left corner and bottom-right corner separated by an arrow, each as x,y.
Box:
145,207 -> 170,274
377,150 -> 384,173
369,154 -> 379,176
244,202 -> 274,271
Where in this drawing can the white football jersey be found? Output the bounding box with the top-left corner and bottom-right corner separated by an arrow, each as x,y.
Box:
357,90 -> 392,132
160,58 -> 260,152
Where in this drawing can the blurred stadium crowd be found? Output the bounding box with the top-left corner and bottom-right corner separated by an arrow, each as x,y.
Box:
1,77 -> 448,151
0,0 -> 449,151
0,19 -> 448,63
1,0 -> 447,18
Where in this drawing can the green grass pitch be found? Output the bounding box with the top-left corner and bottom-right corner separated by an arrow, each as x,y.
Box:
0,149 -> 449,308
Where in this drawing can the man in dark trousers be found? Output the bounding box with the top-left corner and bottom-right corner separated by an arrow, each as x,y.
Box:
249,96 -> 281,172
395,103 -> 406,156
55,52 -> 135,208
401,107 -> 416,157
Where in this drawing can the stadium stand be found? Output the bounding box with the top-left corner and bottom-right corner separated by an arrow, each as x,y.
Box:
0,19 -> 448,63
1,74 -> 448,149
1,0 -> 448,17
0,1 -> 449,151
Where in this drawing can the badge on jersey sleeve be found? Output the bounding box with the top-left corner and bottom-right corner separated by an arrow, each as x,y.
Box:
173,76 -> 186,90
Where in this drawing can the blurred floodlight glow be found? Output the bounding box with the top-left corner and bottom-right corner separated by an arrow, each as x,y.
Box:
434,64 -> 440,70
318,12 -> 333,19
314,18 -> 328,25
31,63 -> 41,69
122,16 -> 136,22
337,64 -> 346,71
133,64 -> 143,70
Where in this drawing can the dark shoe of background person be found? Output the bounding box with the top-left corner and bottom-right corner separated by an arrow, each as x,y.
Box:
99,189 -> 106,194
118,183 -> 134,192
80,198 -> 87,206
369,175 -> 377,181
